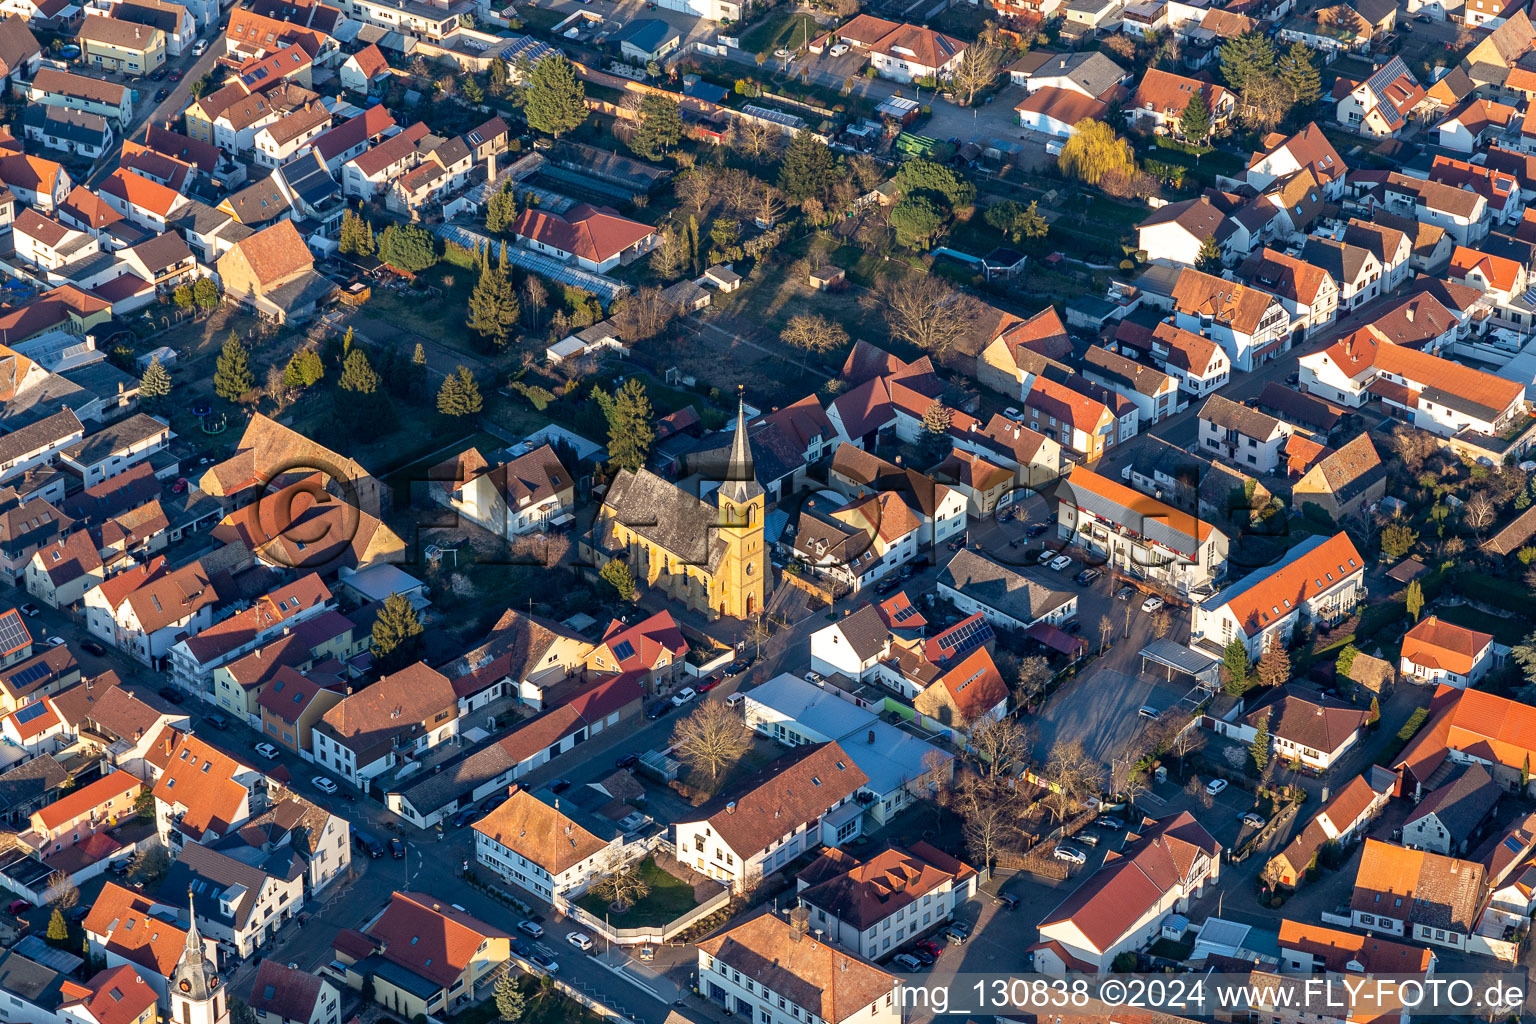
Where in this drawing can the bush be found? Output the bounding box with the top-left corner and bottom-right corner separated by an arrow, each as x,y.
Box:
1152,134 -> 1216,157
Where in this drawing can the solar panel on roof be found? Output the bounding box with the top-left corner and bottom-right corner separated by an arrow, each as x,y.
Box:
937,617 -> 993,661
14,702 -> 48,725
612,639 -> 636,662
6,662 -> 51,690
1504,835 -> 1525,853
890,604 -> 919,624
0,611 -> 29,655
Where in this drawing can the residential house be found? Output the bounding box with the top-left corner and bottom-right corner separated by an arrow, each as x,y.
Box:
673,741 -> 869,893
310,662 -> 459,789
25,530 -> 104,609
151,732 -> 263,848
1197,395 -> 1293,474
339,120 -> 426,199
1434,97 -> 1521,152
1291,433 -> 1387,522
1081,345 -> 1179,424
1350,839 -> 1485,950
510,203 -> 656,273
835,15 -> 967,83
99,168 -> 186,233
912,646 -> 1009,732
936,548 -> 1077,630
214,218 -> 332,323
442,609 -> 592,714
160,840 -> 305,957
166,574 -> 333,697
1301,237 -> 1383,312
583,610 -> 687,695
1241,247 -> 1339,339
1395,686 -> 1536,798
257,667 -> 343,756
1265,769 -> 1395,886
471,785 -> 623,902
59,414 -> 173,489
1033,812 -> 1221,973
796,844 -> 976,960
807,604 -> 891,682
1336,57 -> 1428,137
247,960 -> 341,1024
83,883 -> 196,999
1218,686 -> 1371,772
82,558 -> 220,666
697,911 -> 899,1024
25,767 -> 140,857
1170,268 -> 1292,371
1192,531 -> 1366,660
338,43 -> 388,94
1402,763 -> 1500,855
1015,87 -> 1108,138
77,14 -> 164,75
1248,123 -> 1348,202
331,892 -> 510,1019
1130,69 -> 1234,138
975,305 -> 1071,400
1400,616 -> 1495,688
1343,218 -> 1413,292
438,443 -> 573,539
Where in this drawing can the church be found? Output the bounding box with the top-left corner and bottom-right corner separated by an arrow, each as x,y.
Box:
586,400 -> 766,620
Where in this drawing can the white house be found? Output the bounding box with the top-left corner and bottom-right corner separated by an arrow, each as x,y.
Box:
1400,616 -> 1495,689
1197,394 -> 1293,474
510,203 -> 656,274
472,785 -> 624,902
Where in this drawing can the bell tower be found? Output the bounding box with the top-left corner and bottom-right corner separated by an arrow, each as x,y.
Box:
170,892 -> 226,1024
716,395 -> 766,620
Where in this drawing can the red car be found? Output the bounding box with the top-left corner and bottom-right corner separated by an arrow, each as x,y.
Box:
915,939 -> 943,959
7,900 -> 30,915
697,675 -> 722,693
169,69 -> 182,81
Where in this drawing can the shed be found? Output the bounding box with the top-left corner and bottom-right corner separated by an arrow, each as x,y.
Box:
808,265 -> 846,290
136,346 -> 177,370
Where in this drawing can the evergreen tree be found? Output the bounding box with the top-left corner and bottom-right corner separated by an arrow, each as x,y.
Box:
1257,633 -> 1291,689
1405,579 -> 1424,621
378,224 -> 437,273
606,378 -> 655,472
283,349 -> 325,388
192,278 -> 220,310
371,591 -> 425,673
525,54 -> 587,137
600,559 -> 636,601
494,976 -> 525,1024
214,331 -> 254,402
139,357 -> 172,412
438,366 -> 483,417
46,909 -> 67,946
1220,30 -> 1278,94
777,130 -> 836,203
630,94 -> 684,160
466,263 -> 520,347
339,348 -> 379,393
1250,711 -> 1271,772
462,75 -> 484,104
172,285 -> 194,309
339,209 -> 375,256
1222,638 -> 1251,695
1279,41 -> 1322,107
484,180 -> 517,234
1368,696 -> 1381,726
407,343 -> 428,400
1196,235 -> 1224,274
1179,91 -> 1212,142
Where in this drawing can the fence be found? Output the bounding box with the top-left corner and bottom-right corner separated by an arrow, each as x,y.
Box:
556,885 -> 732,945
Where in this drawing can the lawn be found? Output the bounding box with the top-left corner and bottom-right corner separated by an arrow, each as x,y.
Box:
1436,603 -> 1527,646
362,264 -> 483,359
738,11 -> 820,54
574,857 -> 699,925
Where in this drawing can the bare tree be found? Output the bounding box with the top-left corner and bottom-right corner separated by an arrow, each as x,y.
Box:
952,42 -> 1002,106
1103,33 -> 1137,59
1098,614 -> 1115,655
717,168 -> 760,216
521,276 -> 548,329
743,613 -> 774,660
952,774 -> 1022,866
675,168 -> 716,214
649,227 -> 687,279
873,275 -> 982,358
780,314 -> 849,354
1016,655 -> 1053,708
610,286 -> 676,343
264,364 -> 295,413
671,701 -> 750,784
1464,492 -> 1496,537
753,182 -> 786,226
1151,609 -> 1171,639
43,870 -> 77,910
968,716 -> 1032,781
1171,722 -> 1201,778
1042,739 -> 1104,823
731,119 -> 779,163
591,858 -> 651,911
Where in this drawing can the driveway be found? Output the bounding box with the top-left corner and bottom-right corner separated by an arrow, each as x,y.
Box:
922,86 -> 1029,148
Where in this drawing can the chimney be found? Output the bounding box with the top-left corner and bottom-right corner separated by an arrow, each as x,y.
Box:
726,800 -> 737,814
486,151 -> 496,181
1406,305 -> 1414,322
867,729 -> 875,744
508,783 -> 520,796
788,905 -> 809,938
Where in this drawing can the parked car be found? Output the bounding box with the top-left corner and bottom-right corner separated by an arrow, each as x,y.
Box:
1242,812 -> 1266,828
18,604 -> 37,616
1026,522 -> 1049,537
45,636 -> 64,647
993,892 -> 1018,909
451,805 -> 481,828
615,753 -> 639,770
527,947 -> 558,973
876,576 -> 902,595
697,675 -> 722,693
1062,619 -> 1081,634
205,713 -> 229,729
1286,372 -> 1300,385
1053,845 -> 1087,865
1098,816 -> 1125,830
1075,568 -> 1100,585
1077,831 -> 1100,846
549,779 -> 572,794
1003,407 -> 1022,420
944,923 -> 968,944
908,946 -> 936,965
1141,595 -> 1165,612
567,932 -> 594,951
312,776 -> 338,794
1116,586 -> 1134,601
157,687 -> 183,704
193,38 -> 207,53
1049,555 -> 1072,571
1137,705 -> 1160,720
645,702 -> 669,719
517,920 -> 544,938
995,506 -> 1013,523
168,69 -> 181,80
7,900 -> 29,915
1035,549 -> 1055,564
67,905 -> 90,923
253,742 -> 279,760
389,838 -> 404,859
829,41 -> 850,55
670,687 -> 698,708
806,671 -> 824,685
915,939 -> 943,959
1206,779 -> 1228,796
155,87 -> 168,101
892,953 -> 924,972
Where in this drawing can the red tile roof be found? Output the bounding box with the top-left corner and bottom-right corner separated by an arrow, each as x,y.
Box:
34,768 -> 138,830
150,733 -> 253,839
365,892 -> 508,989
511,203 -> 655,264
1214,531 -> 1363,637
100,168 -> 181,218
84,883 -> 189,978
927,645 -> 1008,721
1402,616 -> 1494,678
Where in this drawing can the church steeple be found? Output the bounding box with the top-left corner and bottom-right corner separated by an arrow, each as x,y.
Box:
171,890 -> 218,1004
718,394 -> 763,507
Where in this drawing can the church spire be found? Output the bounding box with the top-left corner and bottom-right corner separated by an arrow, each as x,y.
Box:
183,889 -> 204,965
718,392 -> 763,506
171,888 -> 218,1002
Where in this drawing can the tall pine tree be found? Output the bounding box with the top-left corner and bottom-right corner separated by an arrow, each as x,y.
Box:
1196,235 -> 1224,273
777,130 -> 836,203
606,378 -> 655,472
525,54 -> 587,137
371,591 -> 424,673
139,356 -> 172,412
214,331 -> 254,402
1220,30 -> 1278,94
1179,91 -> 1212,142
339,348 -> 379,393
1279,41 -> 1322,107
466,263 -> 520,347
438,366 -> 483,417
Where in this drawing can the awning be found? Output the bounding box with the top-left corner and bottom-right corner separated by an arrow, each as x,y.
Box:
1139,637 -> 1221,683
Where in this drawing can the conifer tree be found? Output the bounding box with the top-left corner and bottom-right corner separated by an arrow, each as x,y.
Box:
371,592 -> 424,672
139,356 -> 171,411
214,331 -> 253,402
339,348 -> 379,393
524,54 -> 587,137
1279,41 -> 1322,107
